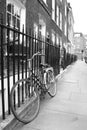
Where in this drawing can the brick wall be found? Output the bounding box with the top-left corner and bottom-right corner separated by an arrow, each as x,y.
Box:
26,0 -> 63,39
0,0 -> 6,63
0,0 -> 6,24
26,0 -> 39,31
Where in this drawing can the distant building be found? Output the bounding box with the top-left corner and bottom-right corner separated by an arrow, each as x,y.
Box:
83,34 -> 87,57
73,32 -> 86,59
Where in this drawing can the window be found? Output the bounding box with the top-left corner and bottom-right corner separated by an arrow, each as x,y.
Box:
52,30 -> 55,45
33,23 -> 38,42
52,0 -> 55,21
6,0 -> 26,42
39,24 -> 46,37
7,3 -> 21,41
7,3 -> 20,29
56,5 -> 59,26
64,21 -> 67,36
34,23 -> 38,36
60,12 -> 62,30
56,34 -> 59,46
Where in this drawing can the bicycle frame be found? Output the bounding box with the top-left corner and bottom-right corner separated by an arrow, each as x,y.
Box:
10,51 -> 56,124
26,52 -> 46,92
25,51 -> 56,98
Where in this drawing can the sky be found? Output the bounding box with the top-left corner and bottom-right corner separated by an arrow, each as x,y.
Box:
67,0 -> 87,34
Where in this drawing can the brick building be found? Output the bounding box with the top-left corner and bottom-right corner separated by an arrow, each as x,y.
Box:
0,0 -> 71,72
0,0 -> 69,50
26,0 -> 68,45
0,0 -> 76,118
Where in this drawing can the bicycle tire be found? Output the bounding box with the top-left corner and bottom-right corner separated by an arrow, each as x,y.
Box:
45,70 -> 57,97
10,78 -> 40,124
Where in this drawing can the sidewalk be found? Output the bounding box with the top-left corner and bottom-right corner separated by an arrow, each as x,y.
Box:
13,60 -> 87,130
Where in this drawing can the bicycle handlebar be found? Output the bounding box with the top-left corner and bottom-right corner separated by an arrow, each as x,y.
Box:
27,51 -> 45,62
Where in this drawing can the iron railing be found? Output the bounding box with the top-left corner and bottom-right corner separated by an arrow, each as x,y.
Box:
0,22 -> 60,120
0,17 -> 77,121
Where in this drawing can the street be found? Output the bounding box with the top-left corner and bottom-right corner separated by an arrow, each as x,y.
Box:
14,60 -> 87,130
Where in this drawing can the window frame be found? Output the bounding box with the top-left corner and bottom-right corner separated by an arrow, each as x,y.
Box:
64,21 -> 67,36
6,0 -> 26,43
7,3 -> 21,30
59,12 -> 62,30
52,30 -> 55,45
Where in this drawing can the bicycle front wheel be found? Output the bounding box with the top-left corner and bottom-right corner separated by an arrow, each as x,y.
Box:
10,78 -> 40,124
45,70 -> 57,97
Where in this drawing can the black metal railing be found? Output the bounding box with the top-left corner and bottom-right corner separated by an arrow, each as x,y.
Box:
0,22 -> 60,120
0,16 -> 77,121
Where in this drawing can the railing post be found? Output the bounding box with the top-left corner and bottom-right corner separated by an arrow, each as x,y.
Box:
22,25 -> 24,103
7,14 -> 11,114
0,13 -> 5,119
17,27 -> 20,107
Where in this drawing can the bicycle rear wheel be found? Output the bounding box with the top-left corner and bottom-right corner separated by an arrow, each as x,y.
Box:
45,70 -> 57,97
10,78 -> 40,124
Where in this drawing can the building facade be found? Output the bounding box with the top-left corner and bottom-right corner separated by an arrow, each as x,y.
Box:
26,0 -> 69,50
0,0 -> 71,70
0,0 -> 69,49
67,3 -> 75,54
0,0 -> 76,118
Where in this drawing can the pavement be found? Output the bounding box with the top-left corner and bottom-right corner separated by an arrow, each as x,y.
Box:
13,60 -> 87,130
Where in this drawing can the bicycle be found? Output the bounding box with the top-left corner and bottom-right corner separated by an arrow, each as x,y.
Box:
10,51 -> 57,124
